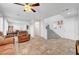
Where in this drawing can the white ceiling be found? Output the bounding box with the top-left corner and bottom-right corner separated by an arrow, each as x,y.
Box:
0,3 -> 79,22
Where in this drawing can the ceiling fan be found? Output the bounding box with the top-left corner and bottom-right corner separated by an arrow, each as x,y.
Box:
14,3 -> 40,12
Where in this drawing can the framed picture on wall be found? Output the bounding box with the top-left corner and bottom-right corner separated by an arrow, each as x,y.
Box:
8,26 -> 13,33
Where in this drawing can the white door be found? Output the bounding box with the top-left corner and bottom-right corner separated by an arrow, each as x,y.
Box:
34,21 -> 41,36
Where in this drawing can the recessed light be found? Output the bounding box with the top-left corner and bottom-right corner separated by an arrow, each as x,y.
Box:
67,12 -> 71,15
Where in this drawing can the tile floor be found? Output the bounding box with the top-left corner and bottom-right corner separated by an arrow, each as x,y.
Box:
0,37 -> 76,55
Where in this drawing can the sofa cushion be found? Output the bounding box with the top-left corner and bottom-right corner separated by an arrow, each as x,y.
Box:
0,44 -> 15,55
3,37 -> 14,44
18,34 -> 30,43
0,36 -> 4,45
0,37 -> 14,46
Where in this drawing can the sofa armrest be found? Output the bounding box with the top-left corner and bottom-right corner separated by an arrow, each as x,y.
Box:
0,37 -> 14,46
3,37 -> 14,45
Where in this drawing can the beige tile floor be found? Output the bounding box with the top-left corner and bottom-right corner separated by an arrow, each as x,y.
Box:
0,36 -> 76,55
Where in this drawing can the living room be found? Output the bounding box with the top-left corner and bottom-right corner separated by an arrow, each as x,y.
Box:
0,3 -> 79,55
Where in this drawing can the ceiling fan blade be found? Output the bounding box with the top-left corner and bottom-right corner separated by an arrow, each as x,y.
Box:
25,3 -> 29,5
31,8 -> 36,12
24,10 -> 26,12
14,3 -> 24,6
31,3 -> 40,7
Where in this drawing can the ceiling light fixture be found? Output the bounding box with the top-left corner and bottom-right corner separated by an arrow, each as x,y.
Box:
14,3 -> 40,12
24,4 -> 32,12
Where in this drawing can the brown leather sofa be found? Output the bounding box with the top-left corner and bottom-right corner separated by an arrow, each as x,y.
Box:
0,31 -> 30,45
0,31 -> 30,55
0,37 -> 14,46
0,31 -> 30,54
18,31 -> 30,43
0,37 -> 15,55
0,31 -> 14,46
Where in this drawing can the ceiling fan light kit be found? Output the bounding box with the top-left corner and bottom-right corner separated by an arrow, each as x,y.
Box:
24,5 -> 32,12
14,3 -> 40,12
